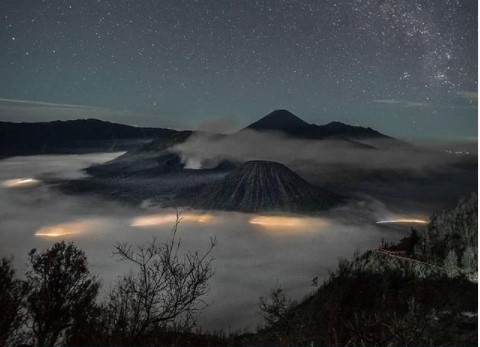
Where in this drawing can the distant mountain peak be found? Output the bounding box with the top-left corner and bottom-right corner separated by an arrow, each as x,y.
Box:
325,120 -> 346,126
245,109 -> 310,132
242,110 -> 401,148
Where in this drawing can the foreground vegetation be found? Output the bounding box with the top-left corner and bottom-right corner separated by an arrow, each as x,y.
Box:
1,217 -> 217,347
251,194 -> 477,346
0,195 -> 477,346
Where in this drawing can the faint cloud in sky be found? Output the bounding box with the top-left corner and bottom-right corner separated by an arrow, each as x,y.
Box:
371,99 -> 430,108
371,98 -> 477,110
0,98 -> 178,128
0,98 -> 98,110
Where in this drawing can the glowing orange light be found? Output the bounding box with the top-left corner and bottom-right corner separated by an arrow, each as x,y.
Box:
2,178 -> 40,188
376,219 -> 428,225
195,215 -> 213,223
35,221 -> 90,238
249,216 -> 308,227
248,216 -> 330,234
131,213 -> 213,227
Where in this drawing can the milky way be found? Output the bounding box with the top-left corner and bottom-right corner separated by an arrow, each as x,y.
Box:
0,0 -> 477,139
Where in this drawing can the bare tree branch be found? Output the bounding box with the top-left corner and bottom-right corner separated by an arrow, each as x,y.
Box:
104,213 -> 216,344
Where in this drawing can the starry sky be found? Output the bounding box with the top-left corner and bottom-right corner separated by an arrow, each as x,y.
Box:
0,0 -> 477,139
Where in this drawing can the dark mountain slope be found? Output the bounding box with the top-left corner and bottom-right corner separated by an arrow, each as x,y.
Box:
0,119 -> 177,156
310,120 -> 390,139
186,160 -> 342,213
85,131 -> 193,177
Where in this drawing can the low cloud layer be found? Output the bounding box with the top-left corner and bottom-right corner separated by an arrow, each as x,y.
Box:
0,153 -> 412,331
172,129 -> 476,174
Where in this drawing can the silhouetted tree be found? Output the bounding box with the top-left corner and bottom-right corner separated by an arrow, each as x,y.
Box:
64,303 -> 105,346
259,284 -> 297,345
413,194 -> 477,271
103,214 -> 216,344
25,242 -> 100,347
443,250 -> 459,277
0,257 -> 29,347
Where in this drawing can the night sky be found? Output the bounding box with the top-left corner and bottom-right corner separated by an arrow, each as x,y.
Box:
0,0 -> 477,139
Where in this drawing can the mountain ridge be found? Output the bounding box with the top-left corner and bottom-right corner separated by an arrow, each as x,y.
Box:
242,109 -> 404,148
0,118 -> 177,156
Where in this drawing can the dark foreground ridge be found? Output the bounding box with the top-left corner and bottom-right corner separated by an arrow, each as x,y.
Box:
186,160 -> 342,213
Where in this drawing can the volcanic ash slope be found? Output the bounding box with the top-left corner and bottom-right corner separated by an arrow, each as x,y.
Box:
187,160 -> 343,213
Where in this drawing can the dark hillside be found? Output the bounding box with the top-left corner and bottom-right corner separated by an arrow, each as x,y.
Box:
244,194 -> 478,346
0,119 -> 177,156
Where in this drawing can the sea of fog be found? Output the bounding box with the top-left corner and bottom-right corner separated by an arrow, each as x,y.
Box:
0,153 -> 418,331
